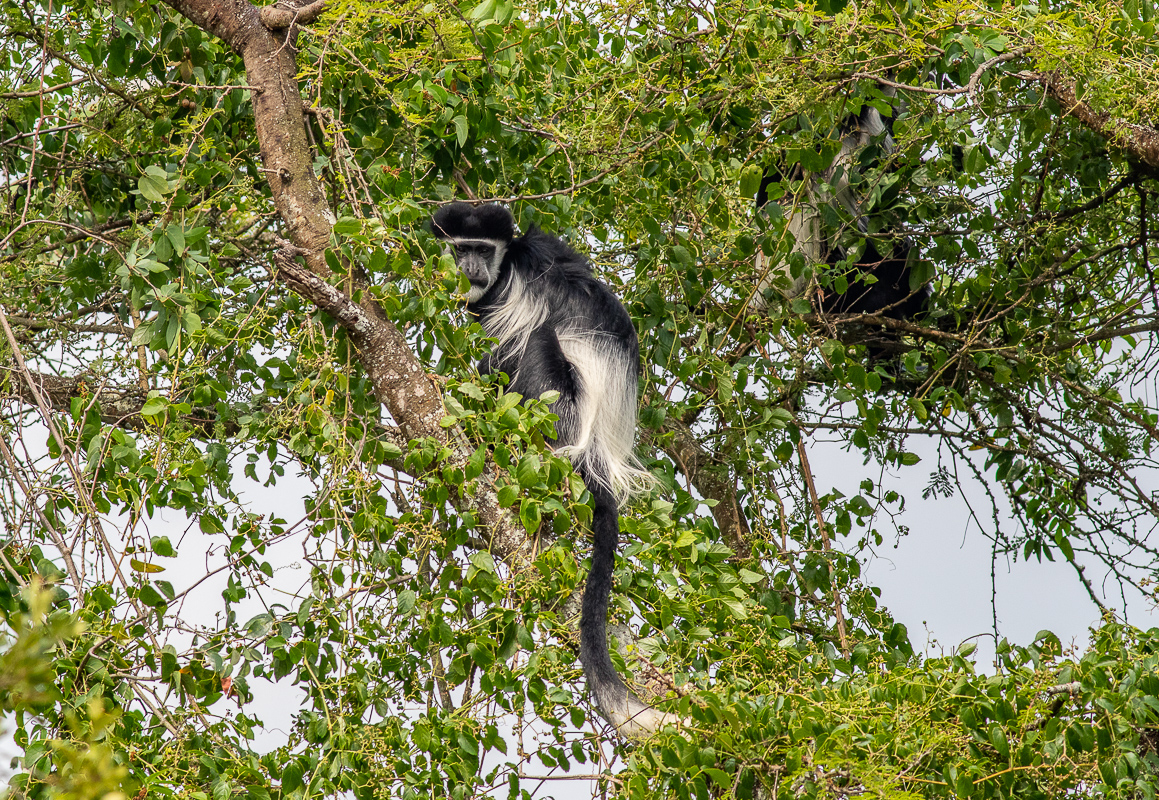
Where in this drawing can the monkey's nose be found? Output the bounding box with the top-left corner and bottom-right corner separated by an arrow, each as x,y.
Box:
461,263 -> 490,285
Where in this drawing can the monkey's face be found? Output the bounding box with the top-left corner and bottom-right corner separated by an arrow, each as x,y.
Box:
449,238 -> 506,302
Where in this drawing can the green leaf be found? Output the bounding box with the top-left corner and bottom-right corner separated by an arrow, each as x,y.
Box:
131,322 -> 153,347
381,441 -> 404,460
166,224 -> 186,256
244,613 -> 273,637
469,551 -> 496,574
137,584 -> 166,608
516,452 -> 541,488
141,397 -> 169,416
138,166 -> 172,202
739,164 -> 763,198
519,498 -> 541,532
453,115 -> 469,147
456,731 -> 478,756
130,558 -> 165,574
496,392 -> 522,413
332,216 -> 361,235
988,723 -> 1010,759
722,599 -> 748,619
444,395 -> 468,418
468,0 -> 495,20
703,768 -> 732,790
497,483 -> 518,506
281,761 -> 303,793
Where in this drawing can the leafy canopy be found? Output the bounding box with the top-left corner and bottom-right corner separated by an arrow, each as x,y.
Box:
2,0 -> 1159,798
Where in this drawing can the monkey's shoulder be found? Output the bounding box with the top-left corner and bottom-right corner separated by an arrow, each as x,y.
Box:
509,227 -> 591,279
511,230 -> 633,331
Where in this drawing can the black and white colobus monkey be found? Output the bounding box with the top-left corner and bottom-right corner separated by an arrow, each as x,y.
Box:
432,202 -> 668,736
753,93 -> 931,319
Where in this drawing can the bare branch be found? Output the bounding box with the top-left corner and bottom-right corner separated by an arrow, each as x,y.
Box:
5,315 -> 128,336
0,77 -> 86,99
260,0 -> 326,29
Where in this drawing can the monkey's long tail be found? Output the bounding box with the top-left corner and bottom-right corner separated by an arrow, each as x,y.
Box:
578,473 -> 679,737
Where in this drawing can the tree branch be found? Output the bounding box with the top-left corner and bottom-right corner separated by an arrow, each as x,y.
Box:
5,315 -> 128,336
160,0 -> 673,732
1038,71 -> 1159,170
655,419 -> 751,558
260,0 -> 326,29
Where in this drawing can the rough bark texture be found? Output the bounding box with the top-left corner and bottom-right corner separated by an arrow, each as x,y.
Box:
152,0 -> 546,591
2,370 -> 145,427
1041,71 -> 1159,170
162,0 -> 445,444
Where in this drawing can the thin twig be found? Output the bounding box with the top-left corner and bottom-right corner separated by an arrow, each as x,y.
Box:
0,77 -> 85,98
0,310 -> 84,595
795,438 -> 850,658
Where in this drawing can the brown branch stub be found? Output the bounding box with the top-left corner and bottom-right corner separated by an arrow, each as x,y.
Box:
260,0 -> 326,29
656,419 -> 751,558
272,239 -> 374,334
1026,682 -> 1082,731
6,315 -> 127,336
1039,71 -> 1159,170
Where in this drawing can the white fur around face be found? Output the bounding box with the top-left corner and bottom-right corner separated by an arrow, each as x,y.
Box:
448,236 -> 508,302
479,267 -> 548,360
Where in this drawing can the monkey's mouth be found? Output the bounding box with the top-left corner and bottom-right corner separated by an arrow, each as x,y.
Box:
461,269 -> 493,290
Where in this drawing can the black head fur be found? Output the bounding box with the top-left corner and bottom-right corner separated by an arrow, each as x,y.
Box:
432,202 -> 515,242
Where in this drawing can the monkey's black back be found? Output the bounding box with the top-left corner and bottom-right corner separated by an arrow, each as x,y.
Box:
471,228 -> 639,358
823,240 -> 931,318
